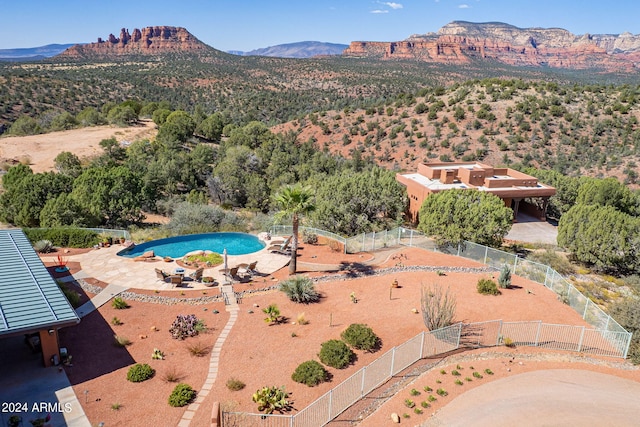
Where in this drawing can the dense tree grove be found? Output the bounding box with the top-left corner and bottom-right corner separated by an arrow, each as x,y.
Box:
0,100 -> 404,237
558,176 -> 640,274
417,189 -> 513,248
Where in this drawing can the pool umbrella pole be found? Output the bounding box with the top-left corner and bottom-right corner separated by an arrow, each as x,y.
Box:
223,248 -> 228,285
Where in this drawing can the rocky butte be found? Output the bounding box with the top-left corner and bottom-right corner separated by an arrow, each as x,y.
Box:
57,26 -> 210,58
343,21 -> 640,71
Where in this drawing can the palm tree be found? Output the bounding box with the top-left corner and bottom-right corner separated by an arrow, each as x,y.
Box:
273,183 -> 315,275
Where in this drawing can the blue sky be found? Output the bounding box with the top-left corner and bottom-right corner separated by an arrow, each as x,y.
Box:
2,0 -> 640,51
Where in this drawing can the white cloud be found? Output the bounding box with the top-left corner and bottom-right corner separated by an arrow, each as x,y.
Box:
383,2 -> 404,9
458,4 -> 471,8
370,9 -> 389,13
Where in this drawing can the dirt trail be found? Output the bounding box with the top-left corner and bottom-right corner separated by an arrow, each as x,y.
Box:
0,120 -> 156,172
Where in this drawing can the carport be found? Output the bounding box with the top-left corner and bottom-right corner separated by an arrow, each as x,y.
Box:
0,229 -> 80,367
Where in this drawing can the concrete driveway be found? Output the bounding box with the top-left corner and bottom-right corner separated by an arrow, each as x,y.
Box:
506,213 -> 558,245
0,335 -> 90,427
423,369 -> 640,427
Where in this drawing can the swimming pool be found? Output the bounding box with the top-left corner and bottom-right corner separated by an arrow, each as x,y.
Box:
117,232 -> 265,259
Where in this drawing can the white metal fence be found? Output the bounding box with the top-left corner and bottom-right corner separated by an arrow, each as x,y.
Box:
222,320 -> 627,426
270,225 -> 347,252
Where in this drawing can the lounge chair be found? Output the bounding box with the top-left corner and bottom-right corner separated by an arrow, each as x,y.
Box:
237,261 -> 258,276
189,267 -> 204,282
155,268 -> 169,282
267,235 -> 291,246
268,236 -> 292,254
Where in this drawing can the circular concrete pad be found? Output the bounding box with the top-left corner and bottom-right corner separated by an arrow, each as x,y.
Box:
424,369 -> 640,427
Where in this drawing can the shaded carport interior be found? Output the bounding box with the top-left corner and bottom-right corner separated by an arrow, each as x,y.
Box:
0,229 -> 80,366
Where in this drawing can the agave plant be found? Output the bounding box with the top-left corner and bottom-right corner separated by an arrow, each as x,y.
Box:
251,386 -> 291,414
33,239 -> 53,253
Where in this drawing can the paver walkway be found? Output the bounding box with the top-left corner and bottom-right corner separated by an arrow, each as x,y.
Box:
178,286 -> 240,426
75,282 -> 130,318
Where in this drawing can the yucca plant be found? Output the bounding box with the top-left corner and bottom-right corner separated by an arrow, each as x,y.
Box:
278,276 -> 320,303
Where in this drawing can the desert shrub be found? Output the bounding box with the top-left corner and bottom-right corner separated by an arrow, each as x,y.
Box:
477,278 -> 501,295
164,202 -> 246,234
127,363 -> 155,382
527,249 -> 575,275
318,339 -> 354,369
291,360 -> 329,386
111,297 -> 129,309
302,230 -> 318,244
169,314 -> 206,339
340,323 -> 380,352
498,265 -> 512,289
111,316 -> 122,326
161,367 -> 185,383
436,388 -> 448,396
473,371 -> 483,379
33,239 -> 54,253
58,283 -> 81,307
226,377 -> 246,391
404,399 -> 415,408
279,276 -> 320,303
24,227 -> 99,248
186,341 -> 210,357
252,386 -> 291,414
421,284 -> 457,330
168,383 -> 196,407
113,335 -> 131,347
296,312 -> 309,325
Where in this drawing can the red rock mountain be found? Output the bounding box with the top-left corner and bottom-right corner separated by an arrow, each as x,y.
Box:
58,26 -> 211,58
343,21 -> 640,71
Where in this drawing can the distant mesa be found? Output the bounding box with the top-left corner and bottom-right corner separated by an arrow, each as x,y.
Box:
231,41 -> 349,58
57,26 -> 211,58
343,21 -> 640,71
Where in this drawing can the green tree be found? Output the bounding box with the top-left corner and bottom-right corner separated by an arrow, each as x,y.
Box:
53,151 -> 82,178
40,193 -> 97,227
49,112 -> 77,131
8,115 -> 42,136
0,171 -> 73,227
575,177 -> 638,216
311,168 -> 406,235
417,189 -> 513,248
558,204 -> 640,274
156,110 -> 196,144
195,112 -> 225,142
273,183 -> 316,275
76,107 -> 104,126
106,105 -> 137,127
71,166 -> 143,226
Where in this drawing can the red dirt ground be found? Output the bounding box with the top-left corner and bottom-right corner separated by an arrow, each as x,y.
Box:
49,244 -> 637,427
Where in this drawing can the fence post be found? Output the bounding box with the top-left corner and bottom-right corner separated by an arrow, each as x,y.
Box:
390,347 -> 396,376
624,333 -> 632,359
456,323 -> 462,349
577,326 -> 585,352
328,390 -> 333,423
535,321 -> 542,346
483,246 -> 488,264
420,331 -> 425,359
456,243 -> 461,257
361,366 -> 367,397
604,316 -> 611,331
398,227 -> 402,245
291,414 -> 294,427
544,266 -> 551,287
496,320 -> 503,346
409,229 -> 413,247
513,255 -> 519,273
372,231 -> 376,251
362,233 -> 365,252
583,297 -> 590,320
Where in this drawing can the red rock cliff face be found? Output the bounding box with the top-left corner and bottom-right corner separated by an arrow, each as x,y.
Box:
58,26 -> 209,58
343,22 -> 639,71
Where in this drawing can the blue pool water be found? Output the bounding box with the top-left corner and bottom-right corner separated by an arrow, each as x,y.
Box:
118,232 -> 265,259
